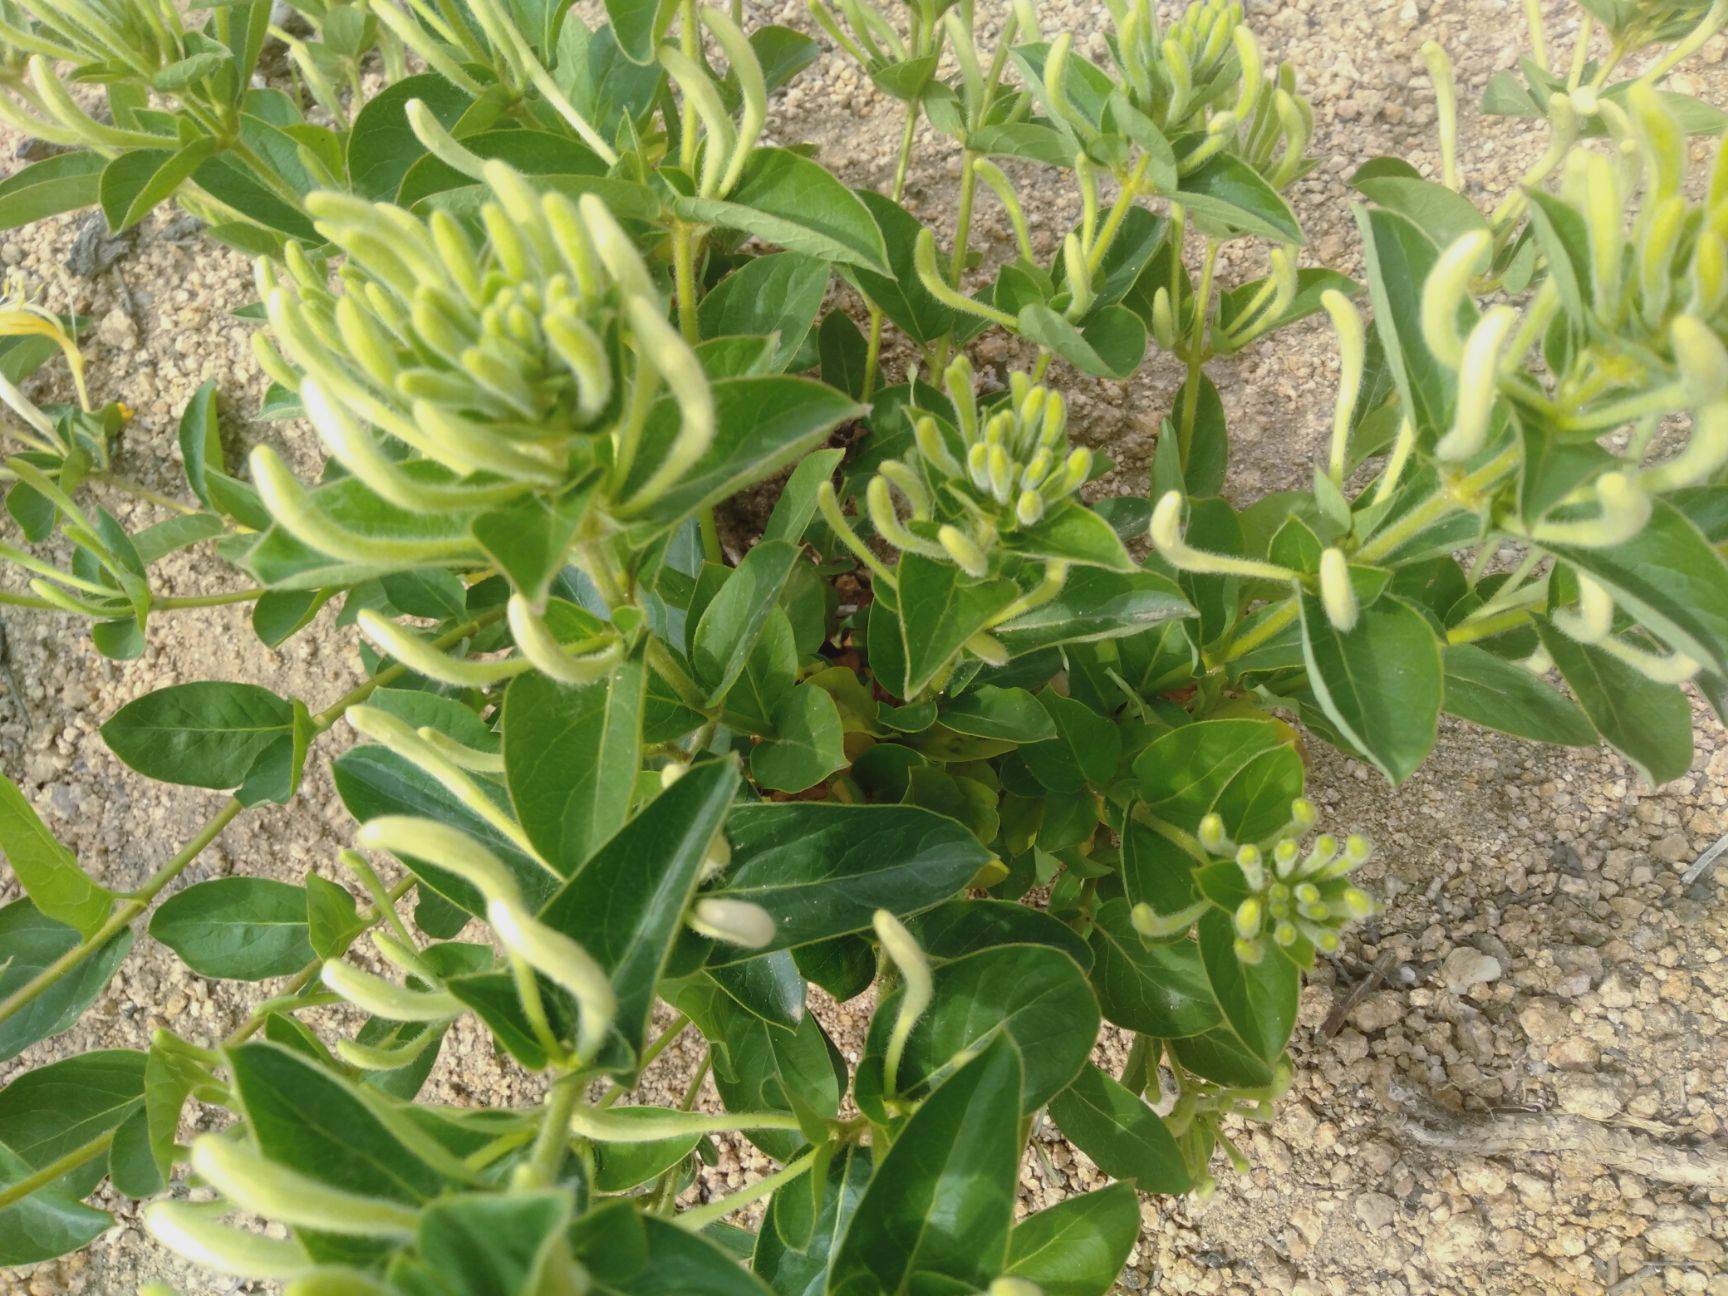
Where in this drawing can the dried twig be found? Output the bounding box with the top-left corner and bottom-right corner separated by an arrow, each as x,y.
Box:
1322,948 -> 1396,1039
1681,830 -> 1728,887
1387,1083 -> 1728,1191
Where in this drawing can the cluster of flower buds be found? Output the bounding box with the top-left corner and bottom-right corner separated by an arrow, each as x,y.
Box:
864,357 -> 1090,578
251,112 -> 713,564
1105,0 -> 1312,189
1590,0 -> 1724,47
1135,799 -> 1376,967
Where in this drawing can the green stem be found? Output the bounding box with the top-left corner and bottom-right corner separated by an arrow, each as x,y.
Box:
673,1145 -> 822,1231
1086,154 -> 1152,276
523,1076 -> 583,1187
1446,606 -> 1535,644
598,1013 -> 691,1107
0,1131 -> 113,1211
671,221 -> 701,346
0,589 -> 59,610
155,588 -> 266,610
1177,240 -> 1220,469
862,78 -> 926,399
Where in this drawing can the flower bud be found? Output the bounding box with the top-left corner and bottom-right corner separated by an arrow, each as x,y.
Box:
1421,230 -> 1492,369
938,524 -> 991,578
1318,548 -> 1358,633
688,897 -> 776,948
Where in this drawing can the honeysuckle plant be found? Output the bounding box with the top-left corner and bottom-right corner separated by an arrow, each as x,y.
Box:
1,0 -> 1726,1292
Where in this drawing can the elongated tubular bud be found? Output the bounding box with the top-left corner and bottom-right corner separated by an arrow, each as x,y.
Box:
659,45 -> 737,198
868,477 -> 946,560
332,297 -> 401,392
912,229 -> 1017,327
1592,634 -> 1701,684
144,1203 -> 311,1279
1062,233 -> 1093,317
1318,548 -> 1358,632
874,909 -> 932,1100
412,400 -> 565,487
1163,36 -> 1193,124
481,161 -> 558,272
321,959 -> 461,1021
938,524 -> 991,577
1420,41 -> 1459,190
1553,573 -> 1615,644
945,356 -> 980,445
1421,231 -> 1491,369
356,610 -> 531,689
542,307 -> 613,423
1151,286 -> 1178,347
1198,812 -> 1230,854
507,595 -> 622,685
989,1279 -> 1044,1296
914,416 -> 963,477
1267,86 -> 1312,189
569,1102 -> 802,1141
987,445 -> 1014,503
299,380 -> 525,513
967,443 -> 992,493
573,194 -> 650,301
1236,844 -> 1265,891
1043,32 -> 1090,138
1530,471 -> 1650,547
337,1030 -> 441,1072
1628,81 -> 1683,203
250,446 -> 477,565
368,0 -> 486,93
1151,491 -> 1304,582
487,898 -> 615,1058
1320,289 -> 1363,481
189,1138 -> 419,1239
1290,797 -> 1317,832
1273,839 -> 1300,879
24,57 -> 162,151
1571,150 -> 1623,319
1640,195 -> 1687,327
1016,490 -> 1045,526
405,99 -> 486,182
1231,26 -> 1264,123
687,897 -> 776,948
1233,896 -> 1263,941
612,297 -> 714,511
1131,899 -> 1209,938
702,5 -> 765,196
356,817 -> 522,907
1435,305 -> 1518,462
878,460 -> 933,520
372,930 -> 438,983
1692,231 -> 1728,318
973,159 -> 1035,260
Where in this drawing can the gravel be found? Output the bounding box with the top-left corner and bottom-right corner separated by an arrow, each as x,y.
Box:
3,2 -> 1727,1294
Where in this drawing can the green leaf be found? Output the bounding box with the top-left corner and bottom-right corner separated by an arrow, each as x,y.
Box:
906,898 -> 1092,970
0,776 -> 111,937
227,1041 -> 447,1264
1016,303 -> 1147,378
555,16 -> 665,131
1354,205 -> 1466,447
1004,1184 -> 1141,1296
897,553 -> 1020,697
706,949 -> 805,1032
0,1049 -> 144,1198
831,1034 -> 1021,1295
1177,152 -> 1301,242
98,138 -> 216,233
1087,898 -> 1219,1037
471,489 -> 592,606
101,681 -> 296,790
503,662 -> 645,876
863,944 -> 1098,1111
764,447 -> 844,545
1441,643 -> 1595,746
677,148 -> 890,273
347,73 -> 474,199
1047,1064 -> 1190,1194
149,878 -> 314,980
842,190 -> 960,343
334,745 -> 560,915
619,377 -> 864,537
1350,160 -> 1488,251
0,152 -> 104,231
1003,501 -> 1138,571
1299,593 -> 1442,784
1197,909 -> 1298,1061
538,758 -> 741,1063
993,566 -> 1191,657
753,1144 -> 871,1294
602,0 -> 675,63
1132,717 -> 1303,841
589,1115 -> 701,1192
674,977 -> 841,1160
694,541 -> 802,703
593,1214 -> 774,1295
1540,499 -> 1728,678
416,1191 -> 574,1295
1028,690 -> 1120,789
938,686 -> 1057,744
106,1107 -> 160,1199
817,310 -> 869,399
306,874 -> 365,960
697,253 -> 829,372
0,900 -> 133,1063
751,683 -> 846,793
705,802 -> 992,959
1536,622 -> 1693,785
0,1142 -> 109,1267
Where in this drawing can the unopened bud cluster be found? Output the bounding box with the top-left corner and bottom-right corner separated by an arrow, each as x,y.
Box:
1208,800 -> 1375,967
1107,0 -> 1312,188
880,358 -> 1089,577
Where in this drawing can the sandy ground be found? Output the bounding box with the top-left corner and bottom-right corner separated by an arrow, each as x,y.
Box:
2,2 -> 1727,1294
